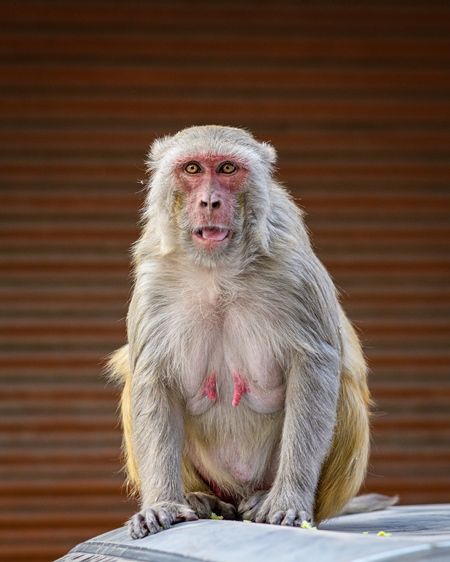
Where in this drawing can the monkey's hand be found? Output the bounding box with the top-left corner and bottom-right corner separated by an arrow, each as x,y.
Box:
128,502 -> 198,539
185,492 -> 236,520
243,491 -> 314,527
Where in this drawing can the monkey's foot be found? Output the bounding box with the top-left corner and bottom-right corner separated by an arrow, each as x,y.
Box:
238,490 -> 269,521
257,506 -> 314,527
128,502 -> 198,540
246,493 -> 314,527
185,491 -> 236,520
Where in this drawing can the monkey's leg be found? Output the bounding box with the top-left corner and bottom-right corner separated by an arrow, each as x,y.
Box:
128,378 -> 198,539
252,348 -> 340,527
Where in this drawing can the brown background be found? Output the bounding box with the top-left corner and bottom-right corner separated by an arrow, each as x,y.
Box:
1,1 -> 449,560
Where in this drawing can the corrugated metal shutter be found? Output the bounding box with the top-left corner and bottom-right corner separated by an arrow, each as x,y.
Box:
1,1 -> 449,560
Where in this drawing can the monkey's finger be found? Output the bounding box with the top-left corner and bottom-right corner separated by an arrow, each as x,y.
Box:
217,500 -> 236,520
208,494 -> 236,520
281,509 -> 296,526
144,508 -> 161,534
156,508 -> 172,530
268,510 -> 284,525
129,513 -> 148,540
185,492 -> 211,518
197,495 -> 211,512
177,506 -> 198,521
255,507 -> 271,524
299,511 -> 310,522
175,506 -> 199,523
294,512 -> 315,528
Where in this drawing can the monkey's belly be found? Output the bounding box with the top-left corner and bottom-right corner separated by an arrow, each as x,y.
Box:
196,447 -> 277,500
184,416 -> 282,499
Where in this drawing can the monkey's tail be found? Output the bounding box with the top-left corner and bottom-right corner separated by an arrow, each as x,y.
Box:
105,344 -> 141,495
339,493 -> 399,516
105,344 -> 130,387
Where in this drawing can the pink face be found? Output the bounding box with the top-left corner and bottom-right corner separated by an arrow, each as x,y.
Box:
175,154 -> 248,250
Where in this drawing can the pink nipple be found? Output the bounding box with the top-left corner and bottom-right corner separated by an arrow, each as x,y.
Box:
232,372 -> 249,407
202,374 -> 217,402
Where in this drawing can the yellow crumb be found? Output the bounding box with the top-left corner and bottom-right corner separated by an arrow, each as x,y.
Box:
300,520 -> 317,530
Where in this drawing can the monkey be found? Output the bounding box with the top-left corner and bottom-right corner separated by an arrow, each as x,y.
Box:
108,125 -> 373,540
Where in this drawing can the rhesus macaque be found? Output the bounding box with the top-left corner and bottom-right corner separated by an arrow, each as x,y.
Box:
109,125 -> 372,539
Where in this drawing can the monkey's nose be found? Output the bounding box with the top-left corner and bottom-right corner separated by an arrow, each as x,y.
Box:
200,198 -> 221,209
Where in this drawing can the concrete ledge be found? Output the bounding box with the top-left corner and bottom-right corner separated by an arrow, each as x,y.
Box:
56,504 -> 450,562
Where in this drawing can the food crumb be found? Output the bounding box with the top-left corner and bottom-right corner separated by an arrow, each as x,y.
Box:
300,520 -> 317,530
210,513 -> 223,520
377,531 -> 392,537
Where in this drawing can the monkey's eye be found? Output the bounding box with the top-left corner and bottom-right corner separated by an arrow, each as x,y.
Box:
184,162 -> 201,174
219,162 -> 237,174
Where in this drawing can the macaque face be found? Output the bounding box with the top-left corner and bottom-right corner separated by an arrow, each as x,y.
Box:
174,154 -> 249,252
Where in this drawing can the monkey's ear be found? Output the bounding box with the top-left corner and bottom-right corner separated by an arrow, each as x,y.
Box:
258,141 -> 277,166
147,135 -> 174,170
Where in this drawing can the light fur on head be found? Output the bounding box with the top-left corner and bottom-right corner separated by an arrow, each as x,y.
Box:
142,126 -> 277,259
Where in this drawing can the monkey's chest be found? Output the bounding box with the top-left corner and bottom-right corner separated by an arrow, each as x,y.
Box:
176,284 -> 287,416
183,333 -> 286,416
186,370 -> 285,416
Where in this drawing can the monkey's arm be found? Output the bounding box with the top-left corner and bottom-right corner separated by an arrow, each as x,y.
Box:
128,374 -> 198,539
252,343 -> 341,526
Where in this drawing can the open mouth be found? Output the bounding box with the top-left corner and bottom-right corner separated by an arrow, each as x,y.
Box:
194,227 -> 231,244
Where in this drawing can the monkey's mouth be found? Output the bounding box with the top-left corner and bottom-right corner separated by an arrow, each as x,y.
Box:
194,227 -> 231,245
